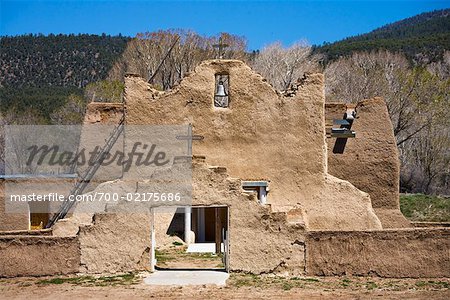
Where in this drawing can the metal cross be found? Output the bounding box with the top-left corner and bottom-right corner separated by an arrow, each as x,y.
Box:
176,124 -> 204,156
213,37 -> 229,59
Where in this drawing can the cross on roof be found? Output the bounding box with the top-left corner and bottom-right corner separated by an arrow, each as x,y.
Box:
176,124 -> 204,156
213,37 -> 229,59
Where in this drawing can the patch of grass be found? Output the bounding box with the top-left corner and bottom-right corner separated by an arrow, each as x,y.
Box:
172,241 -> 184,246
415,280 -> 450,289
341,278 -> 352,287
229,273 -> 450,292
155,248 -> 223,265
431,281 -> 450,288
37,278 -> 65,285
366,281 -> 378,290
36,273 -> 138,286
415,281 -> 428,287
154,249 -> 174,264
282,282 -> 293,291
400,194 -> 450,222
231,274 -> 312,290
291,277 -> 319,282
230,273 -> 262,288
37,276 -> 96,285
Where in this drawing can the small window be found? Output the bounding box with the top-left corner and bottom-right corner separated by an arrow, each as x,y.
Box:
214,74 -> 229,108
242,181 -> 268,204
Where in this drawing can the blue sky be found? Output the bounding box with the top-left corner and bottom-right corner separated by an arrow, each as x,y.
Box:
1,0 -> 449,50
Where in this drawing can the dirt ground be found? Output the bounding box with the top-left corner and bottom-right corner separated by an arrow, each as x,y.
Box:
1,273 -> 449,300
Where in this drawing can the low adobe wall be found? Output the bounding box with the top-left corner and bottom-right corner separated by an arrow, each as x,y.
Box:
0,179 -> 29,231
305,228 -> 450,278
0,205 -> 152,277
0,235 -> 80,277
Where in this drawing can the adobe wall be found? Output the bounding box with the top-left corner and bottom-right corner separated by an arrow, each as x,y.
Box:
1,156 -> 448,277
77,211 -> 153,274
325,98 -> 411,228
0,235 -> 80,277
0,179 -> 29,231
51,156 -> 307,275
190,156 -> 306,274
83,102 -> 124,124
0,214 -> 152,277
53,180 -> 153,274
124,59 -> 382,231
0,179 -> 153,277
305,228 -> 450,277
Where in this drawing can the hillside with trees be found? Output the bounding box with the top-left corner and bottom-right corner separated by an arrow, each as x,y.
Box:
315,9 -> 450,63
0,33 -> 129,88
0,34 -> 129,123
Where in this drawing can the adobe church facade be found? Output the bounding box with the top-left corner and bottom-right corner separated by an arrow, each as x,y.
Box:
124,59 -> 387,232
1,60 -> 448,278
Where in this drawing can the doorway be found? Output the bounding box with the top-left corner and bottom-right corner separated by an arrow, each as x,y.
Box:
151,205 -> 229,272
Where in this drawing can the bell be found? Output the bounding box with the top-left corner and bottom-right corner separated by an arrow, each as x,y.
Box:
215,81 -> 226,97
344,108 -> 356,120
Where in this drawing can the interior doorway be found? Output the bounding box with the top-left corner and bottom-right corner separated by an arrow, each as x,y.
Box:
192,206 -> 227,247
29,201 -> 50,230
151,205 -> 229,272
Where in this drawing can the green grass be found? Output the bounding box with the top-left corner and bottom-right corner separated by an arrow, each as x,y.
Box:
416,280 -> 450,288
400,194 -> 450,222
154,249 -> 174,263
366,281 -> 378,290
36,273 -> 139,286
228,274 -> 450,291
155,246 -> 224,268
290,277 -> 320,282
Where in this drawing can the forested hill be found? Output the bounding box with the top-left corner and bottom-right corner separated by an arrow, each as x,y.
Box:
315,9 -> 450,63
0,34 -> 130,88
0,34 -> 130,123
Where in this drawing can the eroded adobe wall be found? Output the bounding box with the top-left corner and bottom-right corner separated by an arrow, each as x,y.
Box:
0,179 -> 29,231
306,228 -> 450,277
84,102 -> 124,124
124,61 -> 326,209
53,180 -> 153,274
0,191 -> 152,277
78,212 -> 152,274
124,60 -> 382,231
0,235 -> 80,277
325,98 -> 411,228
191,156 -> 306,274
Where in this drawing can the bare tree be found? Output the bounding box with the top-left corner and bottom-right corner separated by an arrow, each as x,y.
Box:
0,111 -> 44,174
427,50 -> 450,80
324,50 -> 409,103
324,51 -> 447,145
108,30 -> 248,90
50,93 -> 87,124
251,41 -> 321,91
325,50 -> 450,194
400,122 -> 450,194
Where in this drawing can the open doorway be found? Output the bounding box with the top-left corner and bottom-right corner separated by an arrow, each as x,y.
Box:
29,201 -> 50,230
152,205 -> 229,272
